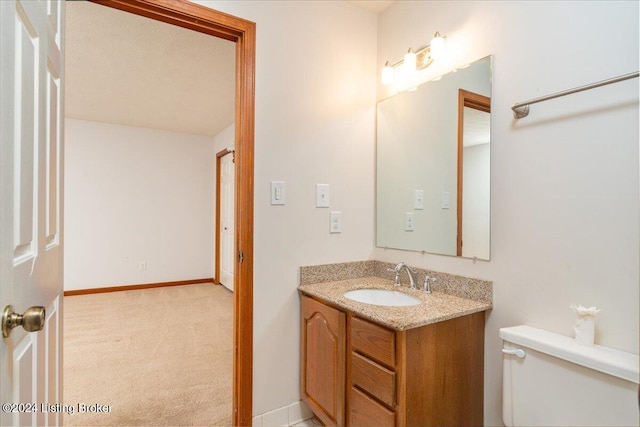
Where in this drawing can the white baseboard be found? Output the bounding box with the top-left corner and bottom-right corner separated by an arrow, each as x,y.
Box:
253,400 -> 313,427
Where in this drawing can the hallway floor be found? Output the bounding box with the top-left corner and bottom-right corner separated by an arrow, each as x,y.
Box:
63,283 -> 232,426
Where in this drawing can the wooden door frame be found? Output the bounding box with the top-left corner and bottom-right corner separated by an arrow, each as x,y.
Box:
215,148 -> 234,287
457,89 -> 490,257
88,2 -> 255,425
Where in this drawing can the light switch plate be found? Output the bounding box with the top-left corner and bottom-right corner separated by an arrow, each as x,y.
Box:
271,181 -> 285,205
316,184 -> 330,208
330,211 -> 342,233
441,191 -> 450,209
414,189 -> 424,210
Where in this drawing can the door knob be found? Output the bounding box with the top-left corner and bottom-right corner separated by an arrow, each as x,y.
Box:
2,305 -> 45,338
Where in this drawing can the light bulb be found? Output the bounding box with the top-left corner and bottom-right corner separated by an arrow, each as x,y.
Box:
430,32 -> 445,60
381,61 -> 394,85
404,48 -> 417,73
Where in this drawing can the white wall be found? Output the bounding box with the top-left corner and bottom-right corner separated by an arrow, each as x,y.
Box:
212,122 -> 234,154
64,119 -> 216,290
195,0 -> 378,417
376,1 -> 639,425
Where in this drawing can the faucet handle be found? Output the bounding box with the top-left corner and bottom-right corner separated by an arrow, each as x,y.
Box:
386,268 -> 402,287
423,276 -> 436,294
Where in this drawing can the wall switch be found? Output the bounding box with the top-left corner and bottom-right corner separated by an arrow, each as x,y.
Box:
441,191 -> 450,209
405,212 -> 415,231
330,211 -> 342,233
270,181 -> 285,205
139,261 -> 147,271
414,189 -> 424,210
316,184 -> 330,208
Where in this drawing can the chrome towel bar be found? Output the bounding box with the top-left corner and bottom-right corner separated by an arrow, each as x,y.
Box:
511,71 -> 639,119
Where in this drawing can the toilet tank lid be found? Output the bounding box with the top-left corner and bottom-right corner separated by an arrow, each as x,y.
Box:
500,325 -> 639,384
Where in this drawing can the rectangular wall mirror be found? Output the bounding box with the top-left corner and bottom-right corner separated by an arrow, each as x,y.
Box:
376,55 -> 492,260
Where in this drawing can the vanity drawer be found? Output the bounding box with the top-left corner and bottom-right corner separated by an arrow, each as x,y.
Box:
350,317 -> 396,368
351,352 -> 396,408
349,386 -> 395,427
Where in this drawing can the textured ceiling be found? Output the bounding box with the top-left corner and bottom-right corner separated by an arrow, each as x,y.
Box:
463,107 -> 491,147
347,1 -> 394,13
65,1 -> 236,137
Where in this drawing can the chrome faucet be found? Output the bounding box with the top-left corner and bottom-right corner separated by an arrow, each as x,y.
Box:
387,262 -> 418,289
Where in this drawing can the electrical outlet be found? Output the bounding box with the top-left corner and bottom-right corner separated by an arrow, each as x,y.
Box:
405,212 -> 415,231
330,211 -> 342,233
139,261 -> 147,271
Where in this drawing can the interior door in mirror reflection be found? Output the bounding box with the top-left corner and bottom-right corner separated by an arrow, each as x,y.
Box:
376,55 -> 492,260
457,90 -> 491,259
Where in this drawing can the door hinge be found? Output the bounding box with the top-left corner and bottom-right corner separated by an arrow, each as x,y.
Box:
238,251 -> 244,263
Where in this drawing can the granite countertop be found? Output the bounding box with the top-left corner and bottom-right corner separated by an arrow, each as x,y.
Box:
298,276 -> 492,331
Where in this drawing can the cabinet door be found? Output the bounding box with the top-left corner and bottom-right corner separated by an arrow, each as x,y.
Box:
301,296 -> 346,427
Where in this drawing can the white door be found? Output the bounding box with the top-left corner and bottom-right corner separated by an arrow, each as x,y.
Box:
219,152 -> 235,291
0,0 -> 64,426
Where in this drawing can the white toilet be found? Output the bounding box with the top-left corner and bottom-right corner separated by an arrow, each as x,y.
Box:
500,325 -> 639,426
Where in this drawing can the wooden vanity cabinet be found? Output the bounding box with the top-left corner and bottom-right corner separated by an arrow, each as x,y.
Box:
301,295 -> 347,426
301,294 -> 485,427
350,311 -> 485,427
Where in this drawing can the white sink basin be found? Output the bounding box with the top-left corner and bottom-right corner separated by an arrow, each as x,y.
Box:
343,288 -> 421,307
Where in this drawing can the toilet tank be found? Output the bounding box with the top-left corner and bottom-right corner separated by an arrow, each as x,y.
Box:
500,325 -> 639,427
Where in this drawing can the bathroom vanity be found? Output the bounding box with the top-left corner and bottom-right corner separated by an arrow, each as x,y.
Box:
299,275 -> 491,427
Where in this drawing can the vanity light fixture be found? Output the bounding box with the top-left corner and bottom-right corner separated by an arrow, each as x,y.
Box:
404,48 -> 417,73
382,61 -> 394,85
381,31 -> 447,87
430,31 -> 445,60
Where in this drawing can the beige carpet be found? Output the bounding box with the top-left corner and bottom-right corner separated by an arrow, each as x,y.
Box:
63,283 -> 233,426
